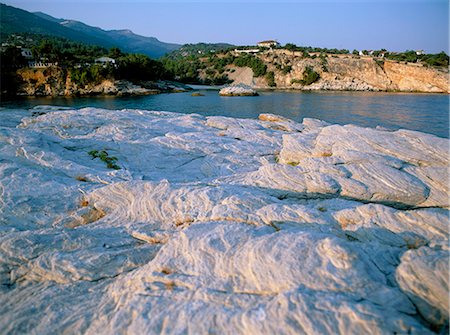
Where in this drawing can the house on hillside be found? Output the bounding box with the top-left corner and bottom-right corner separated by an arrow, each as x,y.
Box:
95,57 -> 116,65
20,48 -> 33,59
234,48 -> 260,54
257,40 -> 280,48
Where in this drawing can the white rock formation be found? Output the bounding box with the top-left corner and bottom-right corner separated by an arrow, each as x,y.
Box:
0,106 -> 448,334
219,84 -> 259,96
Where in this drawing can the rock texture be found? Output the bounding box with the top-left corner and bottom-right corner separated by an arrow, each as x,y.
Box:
0,107 -> 448,334
219,84 -> 259,96
229,50 -> 449,93
15,67 -> 190,96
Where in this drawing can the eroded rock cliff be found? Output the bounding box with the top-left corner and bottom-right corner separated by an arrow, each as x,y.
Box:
229,51 -> 449,93
15,67 -> 188,96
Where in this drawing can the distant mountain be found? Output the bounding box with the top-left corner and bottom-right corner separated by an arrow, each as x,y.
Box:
0,4 -> 110,46
33,11 -> 64,24
59,19 -> 180,58
0,3 -> 181,58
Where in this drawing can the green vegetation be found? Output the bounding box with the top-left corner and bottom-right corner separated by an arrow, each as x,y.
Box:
354,48 -> 449,67
166,43 -> 234,58
116,53 -> 166,81
2,29 -> 449,95
319,54 -> 328,72
284,43 -> 349,55
421,52 -> 449,67
234,54 -> 267,77
285,42 -> 448,68
300,67 -> 320,85
290,78 -> 303,85
70,64 -> 113,86
266,71 -> 276,87
88,150 -> 120,169
385,50 -> 449,67
29,36 -> 107,64
281,65 -> 292,74
161,56 -> 201,83
291,67 -> 320,86
161,49 -> 234,84
0,34 -> 170,91
0,45 -> 27,94
0,4 -> 180,58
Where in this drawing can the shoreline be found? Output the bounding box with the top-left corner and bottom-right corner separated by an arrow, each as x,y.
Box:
2,86 -> 448,100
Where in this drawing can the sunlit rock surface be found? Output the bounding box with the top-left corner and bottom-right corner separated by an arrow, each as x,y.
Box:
0,107 -> 448,334
219,84 -> 259,96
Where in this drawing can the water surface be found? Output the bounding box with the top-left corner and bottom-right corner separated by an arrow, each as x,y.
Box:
2,90 -> 448,138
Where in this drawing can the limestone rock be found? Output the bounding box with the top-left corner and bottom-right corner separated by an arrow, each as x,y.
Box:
396,247 -> 449,327
0,107 -> 448,334
219,84 -> 259,96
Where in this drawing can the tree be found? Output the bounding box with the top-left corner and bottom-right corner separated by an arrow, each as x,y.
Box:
234,54 -> 267,77
116,53 -> 166,82
109,47 -> 123,59
301,66 -> 320,85
266,71 -> 276,87
284,43 -> 298,51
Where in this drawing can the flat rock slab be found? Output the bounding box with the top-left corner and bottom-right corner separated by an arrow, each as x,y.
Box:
0,107 -> 448,334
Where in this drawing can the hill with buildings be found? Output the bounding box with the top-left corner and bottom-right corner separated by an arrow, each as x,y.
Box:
162,45 -> 449,93
1,3 -> 448,95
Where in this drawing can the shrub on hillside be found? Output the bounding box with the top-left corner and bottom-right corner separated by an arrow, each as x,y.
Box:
421,52 -> 449,67
300,66 -> 320,85
233,54 -> 267,77
116,54 -> 166,82
282,65 -> 292,74
266,71 -> 276,87
70,64 -> 113,86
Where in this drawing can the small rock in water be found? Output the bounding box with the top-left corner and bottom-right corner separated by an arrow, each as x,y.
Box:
219,84 -> 258,96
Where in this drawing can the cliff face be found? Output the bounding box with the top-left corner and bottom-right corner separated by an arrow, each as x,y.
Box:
17,67 -> 120,96
230,51 -> 449,93
15,67 -> 173,96
13,55 -> 449,95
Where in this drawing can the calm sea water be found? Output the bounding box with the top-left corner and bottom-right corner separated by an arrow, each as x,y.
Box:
1,90 -> 449,138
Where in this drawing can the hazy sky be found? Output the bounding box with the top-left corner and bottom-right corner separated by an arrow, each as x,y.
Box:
2,0 -> 449,53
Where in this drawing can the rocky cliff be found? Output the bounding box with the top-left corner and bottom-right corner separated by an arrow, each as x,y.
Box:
14,67 -> 189,96
229,51 -> 449,93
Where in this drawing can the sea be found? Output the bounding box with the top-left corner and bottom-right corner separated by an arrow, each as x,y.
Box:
1,89 -> 449,138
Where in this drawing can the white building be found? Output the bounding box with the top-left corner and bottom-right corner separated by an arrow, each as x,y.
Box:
95,57 -> 116,64
257,40 -> 280,48
234,48 -> 260,54
20,48 -> 33,59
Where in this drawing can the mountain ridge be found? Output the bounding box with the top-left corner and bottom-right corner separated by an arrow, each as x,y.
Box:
1,3 -> 181,58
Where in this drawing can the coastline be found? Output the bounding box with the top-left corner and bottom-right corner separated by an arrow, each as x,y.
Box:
4,85 -> 448,99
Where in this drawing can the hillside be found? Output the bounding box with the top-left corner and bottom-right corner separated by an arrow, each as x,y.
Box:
242,50 -> 449,93
163,47 -> 449,93
0,4 -> 109,47
0,4 -> 180,58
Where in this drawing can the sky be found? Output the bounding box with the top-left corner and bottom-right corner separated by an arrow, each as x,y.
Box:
1,0 -> 449,53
